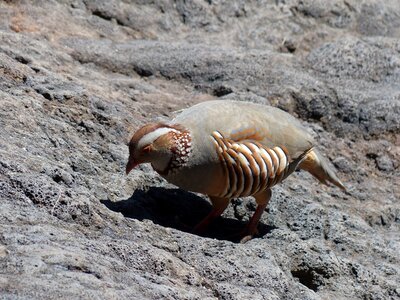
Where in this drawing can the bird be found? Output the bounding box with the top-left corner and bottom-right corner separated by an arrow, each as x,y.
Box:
126,100 -> 345,241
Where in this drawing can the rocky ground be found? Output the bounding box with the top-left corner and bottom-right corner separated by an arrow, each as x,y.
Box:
0,0 -> 399,299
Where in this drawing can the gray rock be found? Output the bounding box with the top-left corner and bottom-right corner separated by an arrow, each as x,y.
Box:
375,155 -> 395,172
0,0 -> 399,299
332,156 -> 353,174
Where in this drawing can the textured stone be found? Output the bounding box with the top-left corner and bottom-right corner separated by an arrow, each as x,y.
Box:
0,0 -> 399,299
375,155 -> 395,172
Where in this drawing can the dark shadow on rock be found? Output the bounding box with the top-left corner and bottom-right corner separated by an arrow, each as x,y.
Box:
101,187 -> 274,243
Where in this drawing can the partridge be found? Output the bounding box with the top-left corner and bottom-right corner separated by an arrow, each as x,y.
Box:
126,100 -> 345,240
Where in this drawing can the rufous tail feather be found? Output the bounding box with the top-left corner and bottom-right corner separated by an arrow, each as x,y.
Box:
299,148 -> 346,191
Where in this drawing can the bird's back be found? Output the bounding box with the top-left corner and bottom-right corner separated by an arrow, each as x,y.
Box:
171,100 -> 314,158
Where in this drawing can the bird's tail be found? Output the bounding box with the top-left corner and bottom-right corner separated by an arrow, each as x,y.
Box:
298,148 -> 346,191
283,147 -> 314,183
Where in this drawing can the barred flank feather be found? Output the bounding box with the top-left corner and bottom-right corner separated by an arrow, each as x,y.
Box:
211,131 -> 312,198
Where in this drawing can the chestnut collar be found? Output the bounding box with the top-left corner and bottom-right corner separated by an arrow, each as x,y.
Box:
153,130 -> 192,176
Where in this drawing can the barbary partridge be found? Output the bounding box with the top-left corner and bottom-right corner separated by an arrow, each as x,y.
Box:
126,100 -> 345,241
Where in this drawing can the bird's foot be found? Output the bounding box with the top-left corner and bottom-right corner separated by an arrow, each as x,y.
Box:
238,226 -> 259,243
240,234 -> 254,243
223,226 -> 259,243
173,216 -> 193,231
191,220 -> 211,236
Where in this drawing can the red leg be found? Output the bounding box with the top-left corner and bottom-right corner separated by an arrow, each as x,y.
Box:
192,196 -> 230,235
240,189 -> 272,243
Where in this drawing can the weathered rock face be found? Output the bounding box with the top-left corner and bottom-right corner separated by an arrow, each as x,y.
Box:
0,0 -> 399,299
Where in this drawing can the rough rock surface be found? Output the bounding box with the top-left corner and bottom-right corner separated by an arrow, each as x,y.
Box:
0,1 -> 399,299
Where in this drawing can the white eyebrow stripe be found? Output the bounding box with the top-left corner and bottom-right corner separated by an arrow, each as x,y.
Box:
138,127 -> 179,148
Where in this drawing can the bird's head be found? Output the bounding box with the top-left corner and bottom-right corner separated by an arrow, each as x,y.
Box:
126,123 -> 187,175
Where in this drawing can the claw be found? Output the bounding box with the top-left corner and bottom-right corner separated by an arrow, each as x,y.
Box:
240,235 -> 254,243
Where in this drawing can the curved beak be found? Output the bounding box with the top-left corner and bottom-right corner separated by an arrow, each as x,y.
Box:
125,159 -> 138,175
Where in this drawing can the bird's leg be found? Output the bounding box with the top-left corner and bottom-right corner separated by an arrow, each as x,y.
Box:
240,189 -> 272,243
192,196 -> 230,235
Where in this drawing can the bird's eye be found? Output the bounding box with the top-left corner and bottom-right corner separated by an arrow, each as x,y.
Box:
141,145 -> 152,153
